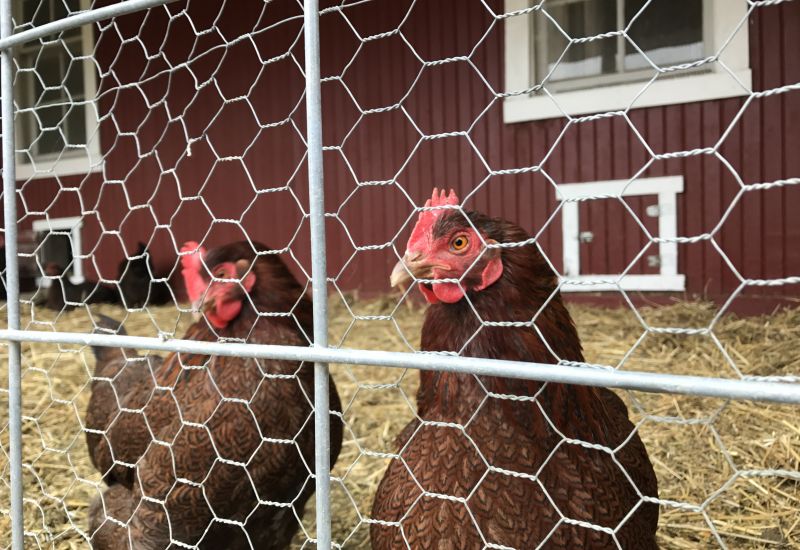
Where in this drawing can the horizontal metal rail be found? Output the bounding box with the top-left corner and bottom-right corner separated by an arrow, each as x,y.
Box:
0,0 -> 178,51
1,328 -> 799,404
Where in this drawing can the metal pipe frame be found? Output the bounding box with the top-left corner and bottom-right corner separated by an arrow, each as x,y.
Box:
2,328 -> 800,405
0,0 -> 798,547
1,0 -> 23,546
302,0 -> 333,547
0,0 -> 178,51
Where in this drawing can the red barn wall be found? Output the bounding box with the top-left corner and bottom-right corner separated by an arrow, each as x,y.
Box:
7,0 -> 799,312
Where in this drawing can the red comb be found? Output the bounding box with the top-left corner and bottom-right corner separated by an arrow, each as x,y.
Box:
180,241 -> 207,303
407,188 -> 459,252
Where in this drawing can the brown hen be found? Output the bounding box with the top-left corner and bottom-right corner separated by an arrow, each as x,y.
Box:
371,189 -> 659,549
85,240 -> 342,549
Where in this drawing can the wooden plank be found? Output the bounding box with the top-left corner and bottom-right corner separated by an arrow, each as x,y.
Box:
607,116 -> 629,278
642,107 -> 666,276
682,102 -> 704,295
781,2 -> 800,294
645,107 -> 665,164
546,118 -> 566,270
718,97 -> 745,294
663,104 -> 688,295
466,2 -> 500,220
594,118 -> 613,275
514,125 -> 534,233
702,101 -> 722,297
758,5 -> 784,283
578,121 -> 597,272
740,7 -> 764,284
627,109 -> 649,269
378,34 -> 400,285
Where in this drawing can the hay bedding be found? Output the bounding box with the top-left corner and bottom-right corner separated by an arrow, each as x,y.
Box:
0,299 -> 798,549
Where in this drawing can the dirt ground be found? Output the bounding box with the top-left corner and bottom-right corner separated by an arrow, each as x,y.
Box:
0,296 -> 798,549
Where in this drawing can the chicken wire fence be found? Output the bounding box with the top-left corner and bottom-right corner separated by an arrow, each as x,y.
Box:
0,0 -> 798,548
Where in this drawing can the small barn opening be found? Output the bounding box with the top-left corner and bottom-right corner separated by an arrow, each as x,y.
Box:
31,217 -> 84,287
559,176 -> 685,292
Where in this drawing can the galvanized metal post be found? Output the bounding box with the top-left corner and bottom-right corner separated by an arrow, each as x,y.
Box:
3,328 -> 800,404
303,0 -> 332,547
1,0 -> 24,547
0,0 -> 179,51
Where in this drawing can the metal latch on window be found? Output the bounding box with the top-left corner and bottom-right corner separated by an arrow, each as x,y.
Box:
579,231 -> 594,243
647,255 -> 661,267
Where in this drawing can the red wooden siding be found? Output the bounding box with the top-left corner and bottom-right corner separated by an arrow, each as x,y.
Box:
5,0 -> 799,312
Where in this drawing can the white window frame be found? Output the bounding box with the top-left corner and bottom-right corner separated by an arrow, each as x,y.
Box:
503,0 -> 752,123
31,215 -> 84,286
558,176 -> 685,292
14,0 -> 102,180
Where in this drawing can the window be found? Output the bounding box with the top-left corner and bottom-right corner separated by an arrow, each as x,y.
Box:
558,176 -> 685,292
14,0 -> 101,179
504,0 -> 751,123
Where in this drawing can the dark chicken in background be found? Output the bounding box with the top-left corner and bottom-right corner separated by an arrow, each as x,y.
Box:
85,240 -> 343,549
117,241 -> 170,308
41,261 -> 119,310
371,189 -> 659,549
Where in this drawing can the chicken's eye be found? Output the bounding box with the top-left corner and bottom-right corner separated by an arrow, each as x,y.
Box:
450,235 -> 469,252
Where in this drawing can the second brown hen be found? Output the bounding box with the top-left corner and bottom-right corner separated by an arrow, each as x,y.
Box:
85,241 -> 342,549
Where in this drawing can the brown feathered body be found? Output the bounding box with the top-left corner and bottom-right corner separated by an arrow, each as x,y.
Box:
85,242 -> 343,549
371,213 -> 658,549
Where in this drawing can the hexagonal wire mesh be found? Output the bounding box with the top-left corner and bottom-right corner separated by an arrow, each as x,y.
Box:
0,0 -> 798,548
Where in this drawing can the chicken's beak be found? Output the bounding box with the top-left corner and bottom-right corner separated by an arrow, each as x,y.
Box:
390,251 -> 432,288
390,259 -> 410,289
